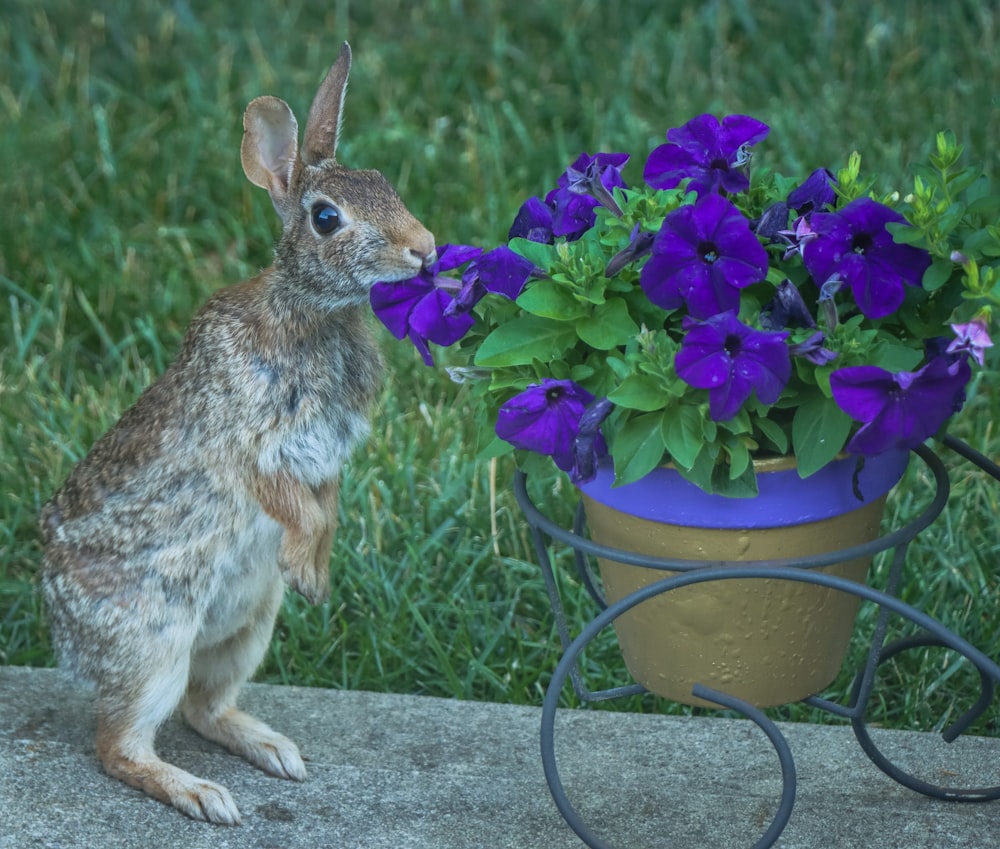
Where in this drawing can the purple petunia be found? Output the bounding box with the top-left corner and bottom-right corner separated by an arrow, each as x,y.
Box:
495,379 -> 602,474
644,113 -> 770,196
802,198 -> 931,319
640,192 -> 769,318
370,243 -> 482,365
674,310 -> 791,420
830,355 -> 971,455
509,196 -> 555,244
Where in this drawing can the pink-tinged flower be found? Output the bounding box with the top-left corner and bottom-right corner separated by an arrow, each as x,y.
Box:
830,356 -> 971,455
802,198 -> 931,319
495,379 -> 601,473
674,311 -> 791,421
643,113 -> 770,196
947,317 -> 994,366
640,192 -> 769,318
778,215 -> 819,260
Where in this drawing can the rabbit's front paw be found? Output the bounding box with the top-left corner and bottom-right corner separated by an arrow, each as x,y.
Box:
278,537 -> 331,605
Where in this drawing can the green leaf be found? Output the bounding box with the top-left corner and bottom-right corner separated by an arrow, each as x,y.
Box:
508,237 -> 555,270
755,415 -> 789,454
726,439 -> 751,481
608,373 -> 667,411
474,316 -> 577,367
922,257 -> 954,292
886,221 -> 926,245
516,280 -> 587,320
611,412 -> 666,485
577,298 -> 640,350
791,396 -> 854,477
661,404 -> 704,470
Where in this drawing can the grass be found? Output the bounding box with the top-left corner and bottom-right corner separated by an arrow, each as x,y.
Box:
2,0 -> 999,737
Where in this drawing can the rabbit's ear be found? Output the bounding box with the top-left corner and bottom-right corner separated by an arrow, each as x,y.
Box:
242,95 -> 299,216
300,42 -> 352,167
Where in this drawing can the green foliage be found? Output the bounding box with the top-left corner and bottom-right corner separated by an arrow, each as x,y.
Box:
1,0 -> 998,736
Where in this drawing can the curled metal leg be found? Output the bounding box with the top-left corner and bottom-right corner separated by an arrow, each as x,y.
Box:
540,571 -> 810,849
850,634 -> 1000,801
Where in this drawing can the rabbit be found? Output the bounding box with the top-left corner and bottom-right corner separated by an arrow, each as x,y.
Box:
38,42 -> 435,826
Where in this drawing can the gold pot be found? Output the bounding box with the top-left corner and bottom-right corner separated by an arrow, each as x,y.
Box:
578,453 -> 907,707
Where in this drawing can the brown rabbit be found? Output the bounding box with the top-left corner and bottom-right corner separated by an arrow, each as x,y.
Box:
39,43 -> 435,825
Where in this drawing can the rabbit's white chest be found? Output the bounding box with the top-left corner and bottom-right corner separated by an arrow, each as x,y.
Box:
256,389 -> 371,488
195,512 -> 284,649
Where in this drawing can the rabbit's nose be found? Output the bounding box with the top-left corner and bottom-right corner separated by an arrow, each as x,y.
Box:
412,243 -> 437,271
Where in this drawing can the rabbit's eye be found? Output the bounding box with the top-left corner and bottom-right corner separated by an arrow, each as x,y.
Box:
311,203 -> 342,235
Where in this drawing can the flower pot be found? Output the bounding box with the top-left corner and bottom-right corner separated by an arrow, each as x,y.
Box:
576,450 -> 910,708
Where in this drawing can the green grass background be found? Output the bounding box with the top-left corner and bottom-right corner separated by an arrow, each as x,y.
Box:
2,0 -> 999,734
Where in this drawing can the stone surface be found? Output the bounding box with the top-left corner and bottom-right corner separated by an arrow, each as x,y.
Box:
2,665 -> 999,848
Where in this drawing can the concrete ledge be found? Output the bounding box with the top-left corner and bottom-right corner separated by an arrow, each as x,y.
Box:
2,665 -> 999,848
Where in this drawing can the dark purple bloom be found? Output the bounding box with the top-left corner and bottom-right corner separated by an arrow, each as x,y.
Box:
752,201 -> 790,241
571,397 -> 613,483
495,379 -> 596,472
760,279 -> 816,331
787,168 -> 837,213
788,331 -> 838,365
370,243 -> 482,365
547,152 -> 629,239
640,192 -> 769,318
830,356 -> 971,455
509,196 -> 555,244
605,224 -> 655,278
674,311 -> 791,420
802,198 -> 931,319
644,113 -> 770,196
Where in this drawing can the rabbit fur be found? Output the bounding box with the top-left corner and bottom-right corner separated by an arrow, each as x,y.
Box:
39,42 -> 435,825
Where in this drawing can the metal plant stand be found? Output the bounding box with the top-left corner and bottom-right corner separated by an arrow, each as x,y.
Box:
515,438 -> 1000,849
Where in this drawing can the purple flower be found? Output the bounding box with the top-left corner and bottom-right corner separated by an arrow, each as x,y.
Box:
640,192 -> 769,318
370,243 -> 482,365
495,379 -> 597,472
787,168 -> 837,214
675,311 -> 791,420
802,198 -> 931,319
547,152 -> 629,239
471,245 -> 536,300
830,356 -> 972,455
509,196 -> 555,244
644,113 -> 770,196
947,317 -> 994,367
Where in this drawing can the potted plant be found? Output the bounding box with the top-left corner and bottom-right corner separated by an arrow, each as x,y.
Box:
369,114 -> 999,706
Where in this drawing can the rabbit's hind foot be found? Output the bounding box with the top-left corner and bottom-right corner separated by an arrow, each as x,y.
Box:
184,703 -> 307,781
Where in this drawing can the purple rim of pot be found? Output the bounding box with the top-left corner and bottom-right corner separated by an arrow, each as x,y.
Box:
576,450 -> 910,529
